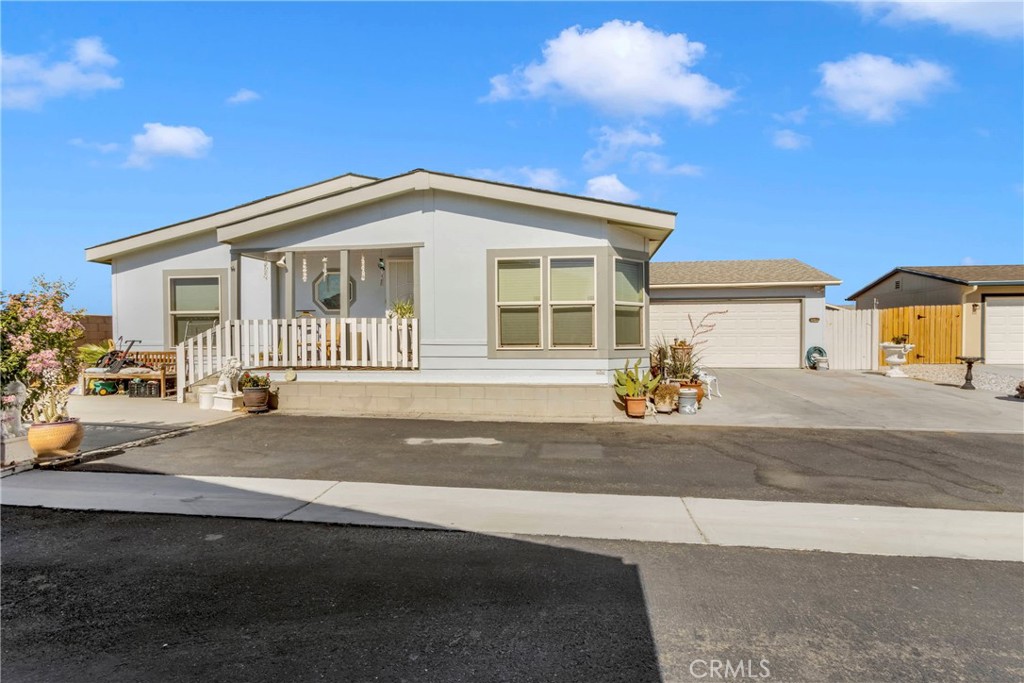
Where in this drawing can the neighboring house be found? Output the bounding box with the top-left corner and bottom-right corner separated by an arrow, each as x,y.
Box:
647,259 -> 841,368
847,265 -> 1024,365
85,169 -> 674,388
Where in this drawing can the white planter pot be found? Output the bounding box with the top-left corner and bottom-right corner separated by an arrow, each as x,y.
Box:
880,343 -> 915,377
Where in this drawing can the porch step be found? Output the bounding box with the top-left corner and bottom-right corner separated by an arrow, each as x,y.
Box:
273,382 -> 618,420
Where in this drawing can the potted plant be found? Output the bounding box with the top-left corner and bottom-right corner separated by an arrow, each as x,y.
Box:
660,347 -> 705,406
26,369 -> 84,461
614,359 -> 660,418
880,334 -> 914,378
652,382 -> 680,413
239,372 -> 272,413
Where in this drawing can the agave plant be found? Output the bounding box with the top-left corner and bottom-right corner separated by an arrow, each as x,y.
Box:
613,359 -> 661,399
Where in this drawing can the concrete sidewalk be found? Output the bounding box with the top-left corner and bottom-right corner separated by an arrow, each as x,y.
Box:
3,470 -> 1021,562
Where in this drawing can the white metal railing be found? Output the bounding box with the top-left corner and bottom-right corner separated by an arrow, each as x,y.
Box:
176,317 -> 419,402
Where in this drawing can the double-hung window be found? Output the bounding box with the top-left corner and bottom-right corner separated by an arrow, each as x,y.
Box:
549,257 -> 596,348
497,259 -> 542,347
169,276 -> 221,345
614,259 -> 645,348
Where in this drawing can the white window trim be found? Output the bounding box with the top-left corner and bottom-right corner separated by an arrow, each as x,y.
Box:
168,275 -> 222,345
547,255 -> 597,350
614,257 -> 646,350
496,257 -> 543,349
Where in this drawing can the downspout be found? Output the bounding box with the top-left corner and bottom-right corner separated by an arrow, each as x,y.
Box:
962,285 -> 978,356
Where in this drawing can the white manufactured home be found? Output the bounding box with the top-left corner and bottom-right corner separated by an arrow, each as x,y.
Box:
86,169 -> 677,407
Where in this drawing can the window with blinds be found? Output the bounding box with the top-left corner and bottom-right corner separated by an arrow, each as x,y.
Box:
549,257 -> 595,347
497,259 -> 541,347
169,276 -> 220,345
614,259 -> 644,347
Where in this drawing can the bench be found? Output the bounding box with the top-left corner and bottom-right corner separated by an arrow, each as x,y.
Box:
79,351 -> 178,399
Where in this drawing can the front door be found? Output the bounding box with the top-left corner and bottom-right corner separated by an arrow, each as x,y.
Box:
386,259 -> 414,309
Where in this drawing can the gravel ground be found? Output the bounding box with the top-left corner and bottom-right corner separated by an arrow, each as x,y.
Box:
903,364 -> 1022,394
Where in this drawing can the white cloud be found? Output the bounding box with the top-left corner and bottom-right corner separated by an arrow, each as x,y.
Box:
772,106 -> 809,125
484,20 -> 734,118
859,2 -> 1023,39
584,174 -> 639,203
817,53 -> 951,123
961,256 -> 978,266
469,166 -> 568,191
69,137 -> 120,153
125,123 -> 213,168
583,125 -> 663,170
630,151 -> 703,176
1,36 -> 122,110
772,129 -> 812,150
226,88 -> 261,105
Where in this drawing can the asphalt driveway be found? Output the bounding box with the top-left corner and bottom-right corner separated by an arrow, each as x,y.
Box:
72,416 -> 1024,512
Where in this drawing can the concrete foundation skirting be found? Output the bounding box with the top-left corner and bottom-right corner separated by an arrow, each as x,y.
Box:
274,382 -> 619,420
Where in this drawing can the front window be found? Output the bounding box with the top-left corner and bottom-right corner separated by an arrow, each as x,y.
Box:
497,259 -> 541,347
549,257 -> 595,348
170,276 -> 220,344
615,259 -> 644,347
312,271 -> 356,313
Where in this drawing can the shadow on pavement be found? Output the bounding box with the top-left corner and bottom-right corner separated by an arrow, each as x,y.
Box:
1,471 -> 662,682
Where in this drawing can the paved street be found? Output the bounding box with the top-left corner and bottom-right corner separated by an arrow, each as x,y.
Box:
73,415 -> 1024,511
2,508 -> 1021,682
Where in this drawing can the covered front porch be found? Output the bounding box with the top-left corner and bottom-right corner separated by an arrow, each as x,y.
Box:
175,244 -> 421,401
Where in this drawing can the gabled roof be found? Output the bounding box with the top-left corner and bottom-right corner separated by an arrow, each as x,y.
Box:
86,169 -> 676,263
85,173 -> 378,263
846,265 -> 1024,300
650,258 -> 841,288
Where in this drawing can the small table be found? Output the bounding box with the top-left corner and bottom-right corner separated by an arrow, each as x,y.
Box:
955,356 -> 983,390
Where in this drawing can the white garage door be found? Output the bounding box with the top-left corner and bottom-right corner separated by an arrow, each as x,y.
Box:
984,297 -> 1024,365
650,299 -> 802,368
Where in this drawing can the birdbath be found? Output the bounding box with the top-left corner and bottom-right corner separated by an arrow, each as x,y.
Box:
955,356 -> 983,390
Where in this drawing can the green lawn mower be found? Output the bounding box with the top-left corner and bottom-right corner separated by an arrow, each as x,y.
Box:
88,379 -> 120,396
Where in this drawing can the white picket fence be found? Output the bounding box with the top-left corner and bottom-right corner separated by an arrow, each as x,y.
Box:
176,317 -> 419,402
824,309 -> 878,371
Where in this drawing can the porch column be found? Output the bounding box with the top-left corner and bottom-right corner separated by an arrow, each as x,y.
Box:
270,255 -> 280,318
337,249 -> 349,317
284,251 -> 295,318
229,250 -> 241,319
412,247 -> 421,319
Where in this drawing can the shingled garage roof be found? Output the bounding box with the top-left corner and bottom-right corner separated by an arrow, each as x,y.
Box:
846,264 -> 1024,300
650,259 -> 841,288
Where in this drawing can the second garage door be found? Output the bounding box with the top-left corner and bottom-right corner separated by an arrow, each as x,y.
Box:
649,299 -> 802,368
984,297 -> 1024,365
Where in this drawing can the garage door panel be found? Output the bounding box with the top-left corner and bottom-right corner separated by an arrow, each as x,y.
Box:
650,300 -> 801,368
985,297 -> 1024,365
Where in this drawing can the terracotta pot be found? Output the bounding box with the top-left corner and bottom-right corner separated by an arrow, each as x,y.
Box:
27,419 -> 85,460
623,396 -> 647,418
678,382 -> 705,406
242,387 -> 270,413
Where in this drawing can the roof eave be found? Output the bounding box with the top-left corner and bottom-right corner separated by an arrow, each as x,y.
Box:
651,280 -> 841,289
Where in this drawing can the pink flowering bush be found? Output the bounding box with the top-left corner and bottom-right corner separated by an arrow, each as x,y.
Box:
1,278 -> 84,421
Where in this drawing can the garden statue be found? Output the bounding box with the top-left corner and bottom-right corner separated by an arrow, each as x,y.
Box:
1,379 -> 28,439
215,356 -> 243,396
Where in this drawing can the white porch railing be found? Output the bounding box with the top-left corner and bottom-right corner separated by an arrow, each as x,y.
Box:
176,317 -> 419,402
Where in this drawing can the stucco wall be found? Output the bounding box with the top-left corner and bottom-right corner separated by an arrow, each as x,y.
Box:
962,285 -> 1024,356
649,285 -> 828,361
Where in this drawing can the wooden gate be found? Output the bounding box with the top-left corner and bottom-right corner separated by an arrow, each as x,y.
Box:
879,305 -> 962,365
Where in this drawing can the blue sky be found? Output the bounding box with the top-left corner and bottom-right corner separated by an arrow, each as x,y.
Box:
3,1 -> 1022,314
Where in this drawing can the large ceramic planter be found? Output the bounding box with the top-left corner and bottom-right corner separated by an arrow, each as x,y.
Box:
880,343 -> 915,378
27,419 -> 85,461
623,396 -> 648,418
242,387 -> 270,413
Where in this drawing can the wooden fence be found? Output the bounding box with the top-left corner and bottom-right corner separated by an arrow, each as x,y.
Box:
878,305 -> 962,365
